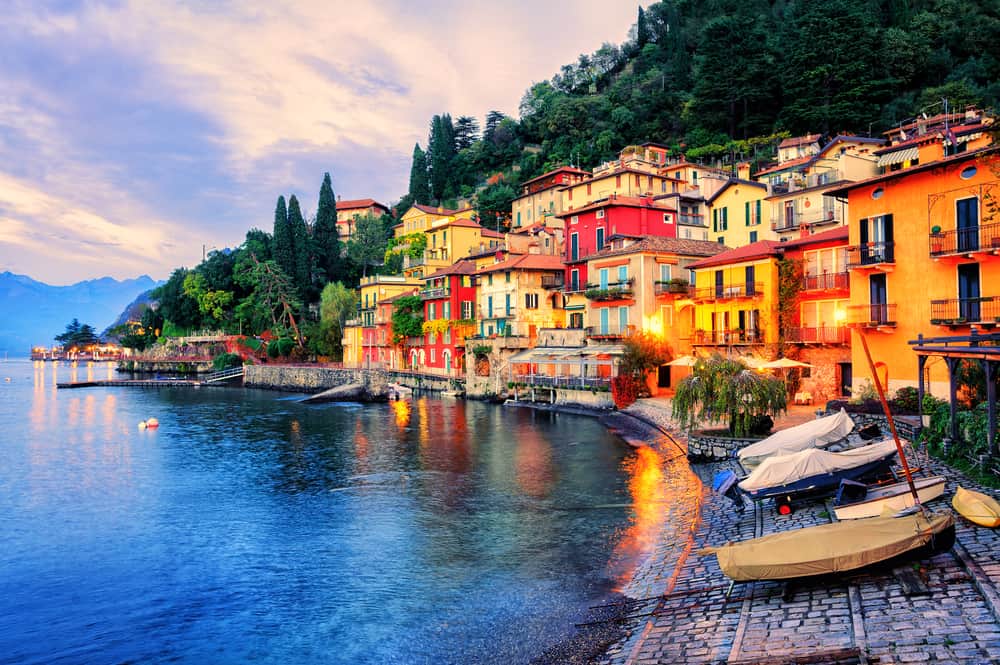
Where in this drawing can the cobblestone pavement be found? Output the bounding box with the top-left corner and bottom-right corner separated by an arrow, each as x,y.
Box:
597,399 -> 1000,665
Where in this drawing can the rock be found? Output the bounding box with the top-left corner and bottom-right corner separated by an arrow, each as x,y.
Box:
301,383 -> 386,403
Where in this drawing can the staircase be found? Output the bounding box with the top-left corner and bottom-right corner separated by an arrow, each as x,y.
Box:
201,366 -> 245,383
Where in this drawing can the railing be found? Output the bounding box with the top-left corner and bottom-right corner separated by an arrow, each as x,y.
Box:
847,303 -> 897,327
679,213 -> 706,227
585,323 -> 637,339
541,275 -> 565,289
772,208 -> 841,231
344,318 -> 362,327
202,366 -> 245,383
693,282 -> 764,300
692,329 -> 763,345
514,374 -> 611,390
846,241 -> 894,268
654,281 -> 694,296
584,279 -> 635,301
802,271 -> 849,290
930,296 -> 1000,325
928,221 -> 1000,257
420,286 -> 450,300
785,326 -> 850,344
403,255 -> 427,268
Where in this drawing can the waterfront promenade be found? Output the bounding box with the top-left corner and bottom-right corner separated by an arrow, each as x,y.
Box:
602,398 -> 1000,665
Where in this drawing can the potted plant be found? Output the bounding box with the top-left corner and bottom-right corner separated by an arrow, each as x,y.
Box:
930,225 -> 944,254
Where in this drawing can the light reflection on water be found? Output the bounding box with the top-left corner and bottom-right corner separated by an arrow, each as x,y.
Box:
0,360 -> 695,664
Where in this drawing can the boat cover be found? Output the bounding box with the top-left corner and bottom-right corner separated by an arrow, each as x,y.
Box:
738,439 -> 900,493
953,486 -> 1000,528
738,409 -> 855,467
713,510 -> 954,581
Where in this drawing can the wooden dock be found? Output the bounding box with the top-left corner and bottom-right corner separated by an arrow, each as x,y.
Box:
57,379 -> 201,389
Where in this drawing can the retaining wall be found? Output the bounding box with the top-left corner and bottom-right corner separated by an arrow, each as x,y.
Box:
245,365 -> 389,394
687,431 -> 759,462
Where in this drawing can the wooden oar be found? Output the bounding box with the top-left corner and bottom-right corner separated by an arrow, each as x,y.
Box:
856,328 -> 922,508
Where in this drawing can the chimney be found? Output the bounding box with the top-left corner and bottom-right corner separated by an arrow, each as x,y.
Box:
799,224 -> 811,239
737,162 -> 751,180
337,195 -> 342,202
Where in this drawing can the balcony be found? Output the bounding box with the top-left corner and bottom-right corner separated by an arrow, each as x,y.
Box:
420,286 -> 450,300
928,222 -> 1000,258
403,255 -> 427,268
846,242 -> 894,270
692,329 -> 763,345
584,278 -> 635,301
930,296 -> 1000,326
802,271 -> 849,291
344,317 -> 362,328
679,213 -> 706,227
514,374 -> 611,391
654,280 -> 694,297
585,323 -> 636,340
772,208 -> 842,232
541,275 -> 565,289
785,326 -> 850,344
847,303 -> 897,328
693,282 -> 764,301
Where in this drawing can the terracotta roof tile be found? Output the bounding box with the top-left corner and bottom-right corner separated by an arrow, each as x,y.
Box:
337,198 -> 387,210
584,236 -> 728,262
687,240 -> 784,269
478,253 -> 564,274
423,260 -> 477,279
780,226 -> 849,248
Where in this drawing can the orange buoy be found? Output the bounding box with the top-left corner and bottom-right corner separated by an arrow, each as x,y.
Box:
145,417 -> 159,428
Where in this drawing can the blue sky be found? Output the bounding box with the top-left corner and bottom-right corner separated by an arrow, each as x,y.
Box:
0,0 -> 643,285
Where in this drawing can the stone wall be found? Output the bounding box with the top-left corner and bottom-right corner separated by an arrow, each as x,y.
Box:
687,431 -> 759,462
823,408 -> 920,441
385,370 -> 455,393
245,365 -> 389,394
797,346 -> 851,404
118,359 -> 214,374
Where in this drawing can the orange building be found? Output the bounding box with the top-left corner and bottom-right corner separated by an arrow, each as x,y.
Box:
335,198 -> 390,242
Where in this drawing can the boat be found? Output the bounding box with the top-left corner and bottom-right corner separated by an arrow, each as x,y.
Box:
952,486 -> 1000,528
440,390 -> 463,399
738,439 -> 901,502
708,510 -> 955,582
833,475 -> 947,520
738,409 -> 856,469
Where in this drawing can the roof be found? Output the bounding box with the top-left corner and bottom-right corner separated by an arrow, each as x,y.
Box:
779,134 -> 822,149
559,167 -> 685,190
584,236 -> 729,262
780,225 -> 849,249
511,222 -> 555,235
705,178 -> 768,204
555,195 -> 674,218
337,198 -> 387,211
477,253 -> 564,274
754,155 -> 813,177
383,289 -> 419,304
688,240 -> 784,270
755,135 -> 885,178
481,228 -> 504,239
424,259 -> 477,280
519,166 -> 591,188
824,146 -> 999,198
764,179 -> 851,201
411,203 -> 460,216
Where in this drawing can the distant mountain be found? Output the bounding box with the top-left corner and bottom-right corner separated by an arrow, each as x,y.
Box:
0,272 -> 161,356
101,289 -> 158,340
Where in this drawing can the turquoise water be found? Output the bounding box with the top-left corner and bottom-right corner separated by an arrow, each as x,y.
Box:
0,360 -> 650,664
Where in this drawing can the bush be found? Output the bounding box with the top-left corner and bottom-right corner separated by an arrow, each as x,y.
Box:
612,375 -> 640,409
267,337 -> 295,358
892,386 -> 920,413
212,352 -> 242,370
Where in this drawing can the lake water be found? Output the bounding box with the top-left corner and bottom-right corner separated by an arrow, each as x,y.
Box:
0,360 -> 676,664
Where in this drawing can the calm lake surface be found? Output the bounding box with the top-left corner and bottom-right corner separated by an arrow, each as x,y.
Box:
0,360 -> 674,664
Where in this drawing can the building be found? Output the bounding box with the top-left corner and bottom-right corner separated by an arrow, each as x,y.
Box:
474,253 -> 566,342
560,164 -> 685,213
335,198 -> 390,242
704,178 -> 769,247
402,215 -> 503,279
511,166 -> 590,229
419,260 -> 478,376
393,204 -> 476,238
343,274 -> 423,368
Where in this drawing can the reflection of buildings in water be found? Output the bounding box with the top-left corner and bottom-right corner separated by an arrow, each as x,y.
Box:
391,399 -> 411,429
353,419 -> 370,475
514,428 -> 554,498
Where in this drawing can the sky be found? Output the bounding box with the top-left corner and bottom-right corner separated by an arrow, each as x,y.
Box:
0,0 -> 645,285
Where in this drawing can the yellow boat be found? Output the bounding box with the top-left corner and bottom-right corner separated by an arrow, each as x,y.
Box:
709,510 -> 955,582
952,486 -> 1000,528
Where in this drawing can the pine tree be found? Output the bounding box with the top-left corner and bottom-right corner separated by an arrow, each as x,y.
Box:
407,144 -> 431,205
636,6 -> 649,48
272,195 -> 294,285
483,110 -> 506,143
454,116 -> 480,150
313,172 -> 343,285
428,114 -> 457,202
287,194 -> 311,297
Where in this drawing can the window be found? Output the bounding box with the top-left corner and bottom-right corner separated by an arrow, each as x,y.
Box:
443,231 -> 447,244
516,211 -> 521,225
718,236 -> 725,244
596,209 -> 605,219
444,328 -> 451,344
617,265 -> 628,283
749,231 -> 758,243
570,215 -> 579,225
443,301 -> 451,319
488,273 -> 494,285
600,308 -> 609,334
570,312 -> 583,328
429,303 -> 437,320
488,295 -> 494,317
661,305 -> 673,327
525,293 -> 539,309
461,301 -> 474,319
599,268 -> 609,289
430,348 -> 436,363
570,269 -> 580,291
618,306 -> 629,332
720,207 -> 728,230
596,227 -> 605,250
505,271 -> 511,283
587,183 -> 592,195
660,264 -> 671,282
664,213 -> 673,224
745,265 -> 756,295
570,233 -> 579,261
615,175 -> 621,187
505,293 -> 511,316
961,166 -> 978,180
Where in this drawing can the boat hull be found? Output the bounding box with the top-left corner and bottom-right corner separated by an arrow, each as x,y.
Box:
833,476 -> 947,520
743,455 -> 896,502
714,510 -> 955,582
953,486 -> 1000,528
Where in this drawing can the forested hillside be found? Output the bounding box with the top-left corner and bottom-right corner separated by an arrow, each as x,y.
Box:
403,0 -> 1000,215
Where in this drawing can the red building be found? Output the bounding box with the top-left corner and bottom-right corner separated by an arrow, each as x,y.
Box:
419,260 -> 478,376
557,195 -> 678,291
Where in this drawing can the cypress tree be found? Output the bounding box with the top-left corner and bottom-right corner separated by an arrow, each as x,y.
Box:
313,172 -> 343,284
637,6 -> 649,48
408,143 -> 431,205
272,195 -> 295,283
428,114 -> 457,202
287,194 -> 311,296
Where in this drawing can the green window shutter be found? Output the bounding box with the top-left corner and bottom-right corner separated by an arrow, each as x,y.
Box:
745,201 -> 750,226
756,200 -> 761,226
712,208 -> 718,232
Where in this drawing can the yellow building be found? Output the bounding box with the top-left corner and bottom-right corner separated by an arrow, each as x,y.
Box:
687,241 -> 783,352
403,215 -> 503,279
335,198 -> 389,242
511,166 -> 589,229
342,274 -> 423,368
561,167 -> 685,213
474,253 -> 566,342
704,178 -> 769,247
393,204 -> 476,238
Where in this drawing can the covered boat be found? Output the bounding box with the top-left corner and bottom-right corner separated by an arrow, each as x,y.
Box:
833,476 -> 947,520
738,409 -> 855,469
711,510 -> 955,581
953,486 -> 1000,528
738,439 -> 900,501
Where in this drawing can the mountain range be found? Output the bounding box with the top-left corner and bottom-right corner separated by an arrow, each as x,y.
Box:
0,272 -> 161,356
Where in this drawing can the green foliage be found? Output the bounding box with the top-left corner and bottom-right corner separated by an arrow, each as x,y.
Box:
182,272 -> 233,324
317,282 -> 358,359
286,194 -> 312,299
55,318 -> 99,348
313,172 -> 343,285
892,386 -> 921,413
154,268 -> 201,331
267,337 -> 295,359
391,295 -> 424,345
117,306 -> 164,351
471,344 -> 491,358
272,195 -> 294,286
407,143 -> 431,205
475,181 -> 517,231
428,114 -> 457,202
777,258 -> 804,347
212,352 -> 243,370
620,332 -> 671,379
347,214 -> 390,278
672,353 -> 786,437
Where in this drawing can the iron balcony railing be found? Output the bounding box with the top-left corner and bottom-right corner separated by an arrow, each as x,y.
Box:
513,374 -> 611,390
846,241 -> 895,268
847,303 -> 898,327
585,323 -> 636,339
802,271 -> 849,290
784,326 -> 850,344
420,286 -> 450,300
541,275 -> 565,289
678,213 -> 706,227
584,278 -> 635,301
772,208 -> 842,231
654,281 -> 694,296
930,296 -> 1000,325
693,282 -> 764,300
692,329 -> 763,345
928,221 -> 1000,257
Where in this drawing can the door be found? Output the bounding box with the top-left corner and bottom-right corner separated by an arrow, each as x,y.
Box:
957,198 -> 979,252
745,265 -> 756,296
657,365 -> 671,388
715,270 -> 724,298
869,274 -> 888,323
839,362 -> 853,397
958,263 -> 981,321
600,308 -> 609,335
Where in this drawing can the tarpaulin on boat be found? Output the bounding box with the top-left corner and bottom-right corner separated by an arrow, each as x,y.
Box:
738,439 -> 900,493
712,510 -> 954,581
738,409 -> 855,468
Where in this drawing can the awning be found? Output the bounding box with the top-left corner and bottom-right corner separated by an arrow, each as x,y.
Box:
876,147 -> 918,167
510,347 -> 586,364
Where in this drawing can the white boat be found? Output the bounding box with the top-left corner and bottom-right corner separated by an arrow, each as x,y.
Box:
833,476 -> 947,520
440,390 -> 462,399
738,409 -> 855,469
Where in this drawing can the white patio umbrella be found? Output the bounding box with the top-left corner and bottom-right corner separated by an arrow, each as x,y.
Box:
760,357 -> 814,370
666,354 -> 699,367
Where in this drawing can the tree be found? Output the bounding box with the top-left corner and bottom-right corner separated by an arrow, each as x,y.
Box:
391,295 -> 424,346
272,195 -> 294,284
286,194 -> 312,298
313,172 -> 343,286
475,181 -> 517,231
428,114 -> 457,202
317,281 -> 358,360
237,255 -> 305,346
347,213 -> 389,277
55,318 -> 99,349
407,143 -> 431,205
454,115 -> 480,150
182,272 -> 234,325
636,5 -> 649,48
154,268 -> 202,332
620,332 -> 671,380
672,353 -> 787,437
